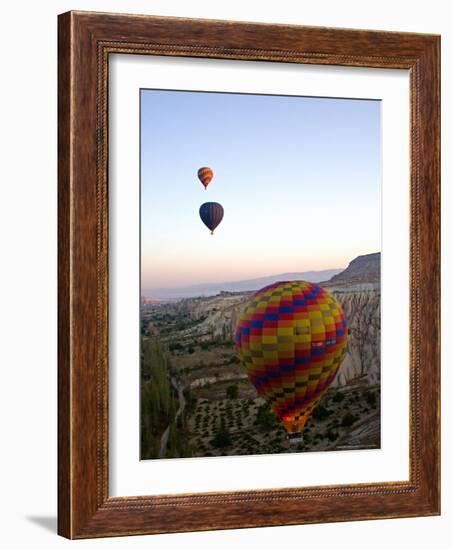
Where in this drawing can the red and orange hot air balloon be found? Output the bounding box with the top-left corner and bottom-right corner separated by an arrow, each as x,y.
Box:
197,167 -> 214,190
235,281 -> 347,440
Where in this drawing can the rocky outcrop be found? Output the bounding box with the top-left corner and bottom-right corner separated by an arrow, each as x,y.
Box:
147,251 -> 381,388
176,287 -> 380,388
190,373 -> 248,389
322,253 -> 381,386
163,284 -> 381,387
326,252 -> 380,285
178,293 -> 249,342
332,288 -> 380,386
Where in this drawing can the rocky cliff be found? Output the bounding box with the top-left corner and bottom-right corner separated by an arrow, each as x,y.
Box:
326,252 -> 380,285
154,285 -> 380,388
324,252 -> 381,386
331,288 -> 380,386
145,253 -> 381,388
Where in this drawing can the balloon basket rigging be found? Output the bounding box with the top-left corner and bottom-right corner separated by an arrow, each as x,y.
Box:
287,432 -> 304,444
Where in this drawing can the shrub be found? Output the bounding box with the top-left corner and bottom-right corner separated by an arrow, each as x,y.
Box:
332,391 -> 345,403
211,422 -> 232,448
312,404 -> 332,421
254,404 -> 279,430
169,342 -> 183,351
226,385 -> 239,399
341,412 -> 358,427
327,429 -> 338,442
365,390 -> 377,407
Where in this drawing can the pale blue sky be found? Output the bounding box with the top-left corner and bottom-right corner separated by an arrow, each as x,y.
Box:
141,89 -> 381,292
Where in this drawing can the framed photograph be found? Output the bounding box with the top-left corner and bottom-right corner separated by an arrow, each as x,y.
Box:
58,11 -> 440,538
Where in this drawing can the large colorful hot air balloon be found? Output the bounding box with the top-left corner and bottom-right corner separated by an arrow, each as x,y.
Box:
235,281 -> 347,439
199,202 -> 224,234
198,167 -> 214,190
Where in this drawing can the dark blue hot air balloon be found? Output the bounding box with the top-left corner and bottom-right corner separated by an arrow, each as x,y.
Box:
199,202 -> 224,235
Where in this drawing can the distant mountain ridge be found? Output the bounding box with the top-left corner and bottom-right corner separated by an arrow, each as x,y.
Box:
145,268 -> 343,299
143,252 -> 381,299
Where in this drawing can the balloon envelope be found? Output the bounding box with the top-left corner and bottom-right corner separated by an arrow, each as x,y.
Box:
198,167 -> 213,189
235,281 -> 347,435
199,202 -> 224,234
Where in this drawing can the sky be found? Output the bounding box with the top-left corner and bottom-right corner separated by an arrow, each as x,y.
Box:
141,89 -> 381,292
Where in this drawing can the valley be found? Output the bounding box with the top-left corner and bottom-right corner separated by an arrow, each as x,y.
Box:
140,252 -> 381,459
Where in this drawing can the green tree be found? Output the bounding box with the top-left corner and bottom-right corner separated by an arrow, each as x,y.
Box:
342,412 -> 358,427
312,404 -> 332,421
211,421 -> 232,448
365,390 -> 377,407
332,391 -> 345,403
140,338 -> 175,458
327,429 -> 338,442
255,403 -> 278,430
226,384 -> 239,399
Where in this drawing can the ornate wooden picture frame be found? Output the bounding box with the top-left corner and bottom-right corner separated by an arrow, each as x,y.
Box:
58,11 -> 440,538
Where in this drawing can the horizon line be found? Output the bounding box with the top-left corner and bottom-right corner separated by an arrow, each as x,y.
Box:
142,251 -> 381,294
